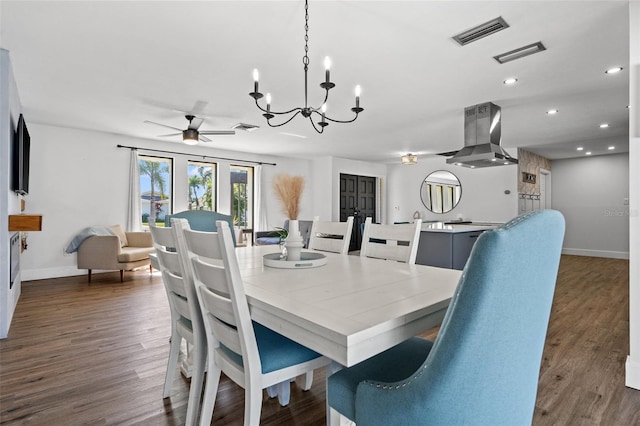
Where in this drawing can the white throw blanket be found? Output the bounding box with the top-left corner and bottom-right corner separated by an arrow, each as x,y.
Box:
65,226 -> 116,254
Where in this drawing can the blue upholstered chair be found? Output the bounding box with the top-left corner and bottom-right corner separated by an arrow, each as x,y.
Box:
165,210 -> 236,245
328,209 -> 565,425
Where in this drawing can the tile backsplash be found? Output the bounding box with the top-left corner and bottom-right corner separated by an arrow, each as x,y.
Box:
518,148 -> 551,195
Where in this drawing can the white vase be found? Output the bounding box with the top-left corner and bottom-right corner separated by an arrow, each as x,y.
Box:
285,219 -> 304,261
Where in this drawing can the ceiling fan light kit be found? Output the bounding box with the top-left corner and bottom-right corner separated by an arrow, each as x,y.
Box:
249,0 -> 363,134
182,129 -> 199,145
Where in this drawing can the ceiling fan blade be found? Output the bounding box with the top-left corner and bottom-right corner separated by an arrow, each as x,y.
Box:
199,130 -> 236,136
199,135 -> 212,143
144,120 -> 183,131
188,116 -> 204,130
157,133 -> 182,137
189,100 -> 208,116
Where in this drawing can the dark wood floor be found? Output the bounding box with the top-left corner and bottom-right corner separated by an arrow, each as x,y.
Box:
0,255 -> 637,425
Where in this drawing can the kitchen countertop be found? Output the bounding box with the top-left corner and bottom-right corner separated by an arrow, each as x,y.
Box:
421,222 -> 501,233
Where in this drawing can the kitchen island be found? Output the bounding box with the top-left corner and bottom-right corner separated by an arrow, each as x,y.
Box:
416,222 -> 500,270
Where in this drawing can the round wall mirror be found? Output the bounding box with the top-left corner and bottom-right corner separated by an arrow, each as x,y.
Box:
420,170 -> 462,214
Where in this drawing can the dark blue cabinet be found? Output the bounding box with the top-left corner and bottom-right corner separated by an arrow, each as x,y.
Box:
416,230 -> 485,270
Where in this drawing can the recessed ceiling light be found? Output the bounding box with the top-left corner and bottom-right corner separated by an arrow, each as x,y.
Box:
605,67 -> 623,74
546,109 -> 558,115
608,146 -> 615,150
491,158 -> 497,162
586,151 -> 592,155
503,77 -> 518,85
600,123 -> 610,128
577,147 -> 584,151
503,162 -> 509,165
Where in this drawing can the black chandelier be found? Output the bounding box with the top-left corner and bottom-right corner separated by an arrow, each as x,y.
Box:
249,0 -> 363,134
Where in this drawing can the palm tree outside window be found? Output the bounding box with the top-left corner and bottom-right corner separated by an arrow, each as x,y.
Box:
230,165 -> 253,230
188,161 -> 216,211
138,155 -> 173,227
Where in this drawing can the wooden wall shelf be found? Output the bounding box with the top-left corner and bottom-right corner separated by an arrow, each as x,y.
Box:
9,215 -> 43,232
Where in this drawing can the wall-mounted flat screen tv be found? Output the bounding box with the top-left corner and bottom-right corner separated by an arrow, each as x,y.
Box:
12,113 -> 30,195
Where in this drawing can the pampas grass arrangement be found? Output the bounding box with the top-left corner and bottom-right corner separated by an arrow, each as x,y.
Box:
272,173 -> 304,219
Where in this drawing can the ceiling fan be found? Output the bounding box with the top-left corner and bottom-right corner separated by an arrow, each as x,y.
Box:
144,114 -> 235,145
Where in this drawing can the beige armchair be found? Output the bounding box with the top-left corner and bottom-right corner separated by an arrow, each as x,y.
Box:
77,226 -> 154,283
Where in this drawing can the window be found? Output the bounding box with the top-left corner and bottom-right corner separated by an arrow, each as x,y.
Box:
139,155 -> 173,226
230,165 -> 253,229
187,161 -> 216,211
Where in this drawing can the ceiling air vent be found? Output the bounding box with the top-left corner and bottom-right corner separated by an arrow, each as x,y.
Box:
452,17 -> 509,46
232,123 -> 260,132
493,42 -> 546,64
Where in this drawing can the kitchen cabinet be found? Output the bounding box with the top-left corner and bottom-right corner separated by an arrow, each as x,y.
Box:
451,231 -> 483,270
416,225 -> 490,270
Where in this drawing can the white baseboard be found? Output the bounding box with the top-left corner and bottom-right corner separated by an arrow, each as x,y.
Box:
21,266 -> 156,282
21,266 -> 85,282
562,248 -> 629,260
626,356 -> 640,390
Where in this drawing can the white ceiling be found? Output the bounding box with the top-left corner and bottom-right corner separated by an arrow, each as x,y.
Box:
0,1 -> 630,163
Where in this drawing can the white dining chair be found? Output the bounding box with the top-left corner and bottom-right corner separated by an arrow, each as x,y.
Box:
307,216 -> 354,255
149,222 -> 206,426
360,217 -> 422,264
177,220 -> 330,426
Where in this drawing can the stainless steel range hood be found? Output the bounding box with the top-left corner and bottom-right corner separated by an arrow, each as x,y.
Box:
446,102 -> 518,168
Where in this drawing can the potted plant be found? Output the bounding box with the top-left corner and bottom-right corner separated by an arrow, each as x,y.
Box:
274,227 -> 288,243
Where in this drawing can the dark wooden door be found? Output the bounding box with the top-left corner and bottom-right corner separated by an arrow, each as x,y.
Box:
340,173 -> 376,252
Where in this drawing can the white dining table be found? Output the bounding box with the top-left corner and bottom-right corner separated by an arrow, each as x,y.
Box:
237,246 -> 462,367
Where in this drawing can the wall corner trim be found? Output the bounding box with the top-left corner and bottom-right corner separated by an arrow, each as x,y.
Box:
626,356 -> 640,390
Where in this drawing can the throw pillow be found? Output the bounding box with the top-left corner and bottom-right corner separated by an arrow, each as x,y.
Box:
110,224 -> 128,247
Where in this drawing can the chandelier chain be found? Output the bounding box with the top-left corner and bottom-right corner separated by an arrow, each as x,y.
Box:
303,0 -> 309,69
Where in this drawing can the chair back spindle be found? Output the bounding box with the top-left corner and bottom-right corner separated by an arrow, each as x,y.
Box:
308,216 -> 354,255
360,217 -> 422,264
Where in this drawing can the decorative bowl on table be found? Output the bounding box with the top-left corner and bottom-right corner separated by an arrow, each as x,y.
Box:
263,251 -> 327,269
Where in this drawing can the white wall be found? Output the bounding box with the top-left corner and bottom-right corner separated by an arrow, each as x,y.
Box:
310,156 -> 333,221
552,153 -> 630,259
260,156 -> 315,228
0,49 -> 23,338
21,122 -> 313,281
387,155 -> 519,224
626,0 -> 640,390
